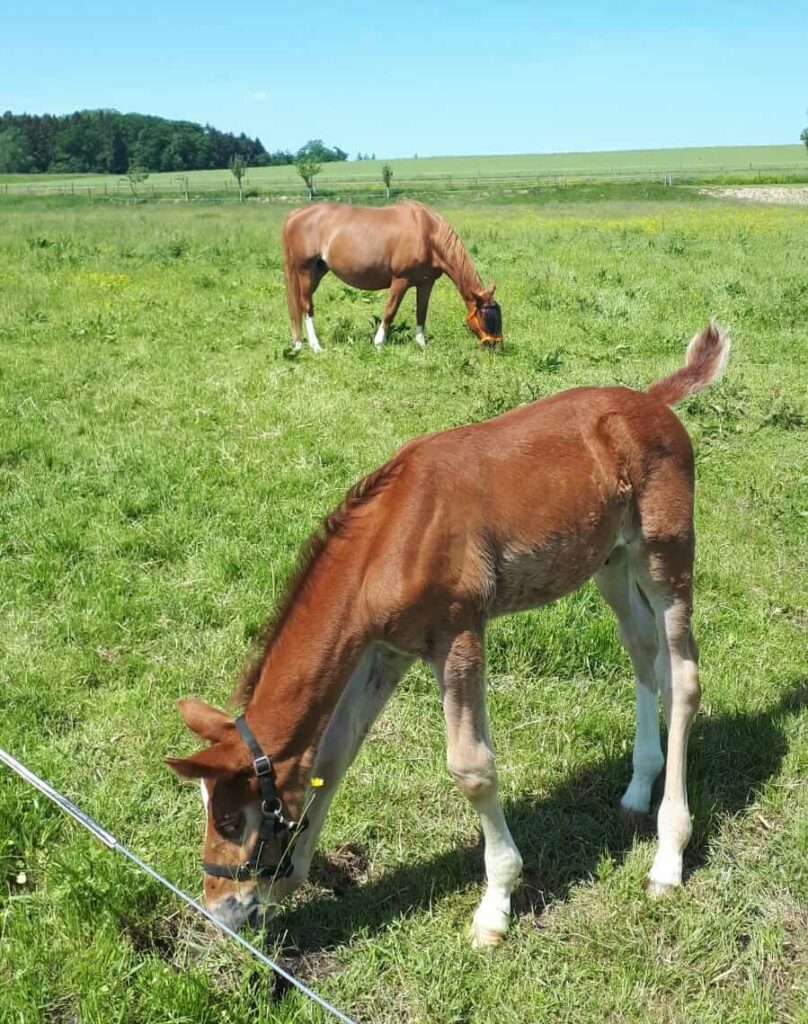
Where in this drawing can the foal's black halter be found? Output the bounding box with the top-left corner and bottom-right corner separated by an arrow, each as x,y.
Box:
202,716 -> 307,882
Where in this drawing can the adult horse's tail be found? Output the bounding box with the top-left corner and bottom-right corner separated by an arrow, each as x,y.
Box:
281,216 -> 301,332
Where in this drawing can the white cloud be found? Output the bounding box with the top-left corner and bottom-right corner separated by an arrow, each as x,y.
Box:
251,90 -> 270,102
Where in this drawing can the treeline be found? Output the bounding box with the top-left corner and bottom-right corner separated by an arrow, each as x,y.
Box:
0,110 -> 349,175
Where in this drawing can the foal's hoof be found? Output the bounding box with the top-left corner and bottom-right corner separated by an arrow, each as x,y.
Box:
646,877 -> 677,900
469,921 -> 506,948
620,805 -> 652,834
469,907 -> 509,948
646,861 -> 683,899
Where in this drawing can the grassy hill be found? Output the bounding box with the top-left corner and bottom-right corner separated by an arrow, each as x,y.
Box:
1,143 -> 805,200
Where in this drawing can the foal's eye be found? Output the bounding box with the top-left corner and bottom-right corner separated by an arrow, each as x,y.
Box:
217,812 -> 244,839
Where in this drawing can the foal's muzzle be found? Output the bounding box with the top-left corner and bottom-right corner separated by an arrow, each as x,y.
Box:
211,891 -> 276,932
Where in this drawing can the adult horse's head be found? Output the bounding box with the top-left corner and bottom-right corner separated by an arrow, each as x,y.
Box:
166,699 -> 310,930
465,283 -> 503,349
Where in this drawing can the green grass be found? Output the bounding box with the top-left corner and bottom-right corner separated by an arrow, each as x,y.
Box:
1,143 -> 806,200
0,195 -> 807,1023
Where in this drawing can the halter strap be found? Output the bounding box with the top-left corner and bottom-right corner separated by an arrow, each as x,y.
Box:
235,716 -> 277,811
202,716 -> 306,882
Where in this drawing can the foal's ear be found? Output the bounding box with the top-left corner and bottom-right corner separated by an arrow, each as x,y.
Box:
177,699 -> 235,744
486,282 -> 496,300
166,742 -> 247,780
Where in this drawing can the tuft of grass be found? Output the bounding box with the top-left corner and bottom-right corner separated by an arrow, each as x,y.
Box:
0,196 -> 806,1023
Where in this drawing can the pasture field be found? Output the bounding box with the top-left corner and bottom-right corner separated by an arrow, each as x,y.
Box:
1,193 -> 807,1024
1,142 -> 806,200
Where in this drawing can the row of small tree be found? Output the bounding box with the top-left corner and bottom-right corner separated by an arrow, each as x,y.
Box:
121,155 -> 397,202
294,157 -> 394,199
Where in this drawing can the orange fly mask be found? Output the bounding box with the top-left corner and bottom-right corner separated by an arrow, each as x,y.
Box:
466,300 -> 503,347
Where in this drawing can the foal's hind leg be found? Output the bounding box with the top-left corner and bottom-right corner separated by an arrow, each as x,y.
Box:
595,547 -> 664,815
634,540 -> 701,894
433,629 -> 523,947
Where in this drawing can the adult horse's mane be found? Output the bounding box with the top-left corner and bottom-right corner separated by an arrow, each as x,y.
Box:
413,202 -> 485,299
234,458 -> 403,706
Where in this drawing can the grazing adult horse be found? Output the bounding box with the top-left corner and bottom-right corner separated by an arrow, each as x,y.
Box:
281,200 -> 503,352
168,322 -> 730,946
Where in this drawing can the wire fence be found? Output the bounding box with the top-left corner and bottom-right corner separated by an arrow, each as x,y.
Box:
2,160 -> 808,204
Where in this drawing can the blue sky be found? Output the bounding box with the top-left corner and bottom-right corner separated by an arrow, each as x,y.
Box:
2,1 -> 805,157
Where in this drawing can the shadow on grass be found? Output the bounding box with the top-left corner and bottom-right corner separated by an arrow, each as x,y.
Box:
278,676 -> 808,957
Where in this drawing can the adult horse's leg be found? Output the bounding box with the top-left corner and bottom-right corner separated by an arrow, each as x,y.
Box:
373,278 -> 410,349
433,628 -> 523,947
415,281 -> 435,347
285,268 -> 305,352
299,260 -> 328,353
595,547 -> 664,816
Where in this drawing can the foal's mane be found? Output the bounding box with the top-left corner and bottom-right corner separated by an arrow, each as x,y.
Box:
234,459 -> 402,706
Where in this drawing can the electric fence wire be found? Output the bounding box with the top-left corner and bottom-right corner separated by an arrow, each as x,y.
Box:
0,746 -> 357,1024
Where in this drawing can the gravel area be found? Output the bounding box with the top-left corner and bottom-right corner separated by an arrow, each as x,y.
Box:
699,185 -> 808,205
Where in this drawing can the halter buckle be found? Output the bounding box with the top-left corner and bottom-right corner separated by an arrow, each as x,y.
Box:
253,754 -> 272,777
261,797 -> 283,819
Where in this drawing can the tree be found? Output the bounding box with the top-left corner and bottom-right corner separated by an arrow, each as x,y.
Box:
296,154 -> 322,199
381,162 -> 393,199
125,161 -> 149,199
229,153 -> 247,201
0,126 -> 32,172
0,109 -> 272,174
297,139 -> 347,164
108,123 -> 128,174
802,126 -> 808,152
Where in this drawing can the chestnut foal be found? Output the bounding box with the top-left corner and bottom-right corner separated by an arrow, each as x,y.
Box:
281,200 -> 502,351
168,322 -> 730,945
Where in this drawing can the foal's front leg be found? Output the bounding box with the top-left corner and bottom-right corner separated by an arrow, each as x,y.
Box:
434,629 -> 523,947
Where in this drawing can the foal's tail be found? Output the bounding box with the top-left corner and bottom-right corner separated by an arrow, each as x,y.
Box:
646,319 -> 731,407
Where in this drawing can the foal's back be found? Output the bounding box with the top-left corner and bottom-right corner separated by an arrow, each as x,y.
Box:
374,386 -> 692,616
